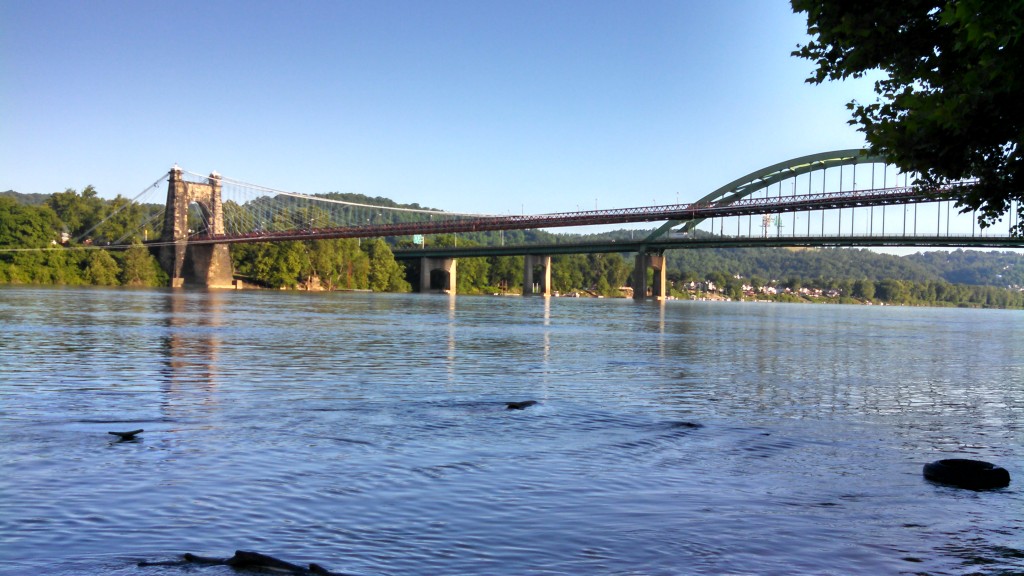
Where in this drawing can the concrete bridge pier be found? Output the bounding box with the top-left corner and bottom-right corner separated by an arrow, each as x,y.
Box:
420,257 -> 457,294
158,167 -> 235,289
633,251 -> 667,300
522,254 -> 552,296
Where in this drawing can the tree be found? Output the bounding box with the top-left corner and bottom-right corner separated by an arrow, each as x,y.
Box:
724,278 -> 744,300
488,255 -> 523,293
589,253 -> 631,292
306,238 -> 368,290
853,278 -> 876,300
83,249 -> 120,286
243,241 -> 305,289
552,254 -> 586,293
336,239 -> 370,289
455,257 -> 490,294
363,238 -> 410,292
119,243 -> 161,286
792,0 -> 1024,233
876,278 -> 909,303
595,275 -> 616,297
94,195 -> 147,244
47,186 -> 105,240
0,197 -> 60,248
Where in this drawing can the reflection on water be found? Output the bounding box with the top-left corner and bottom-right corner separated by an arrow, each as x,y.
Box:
160,291 -> 224,421
0,287 -> 1021,575
447,294 -> 456,384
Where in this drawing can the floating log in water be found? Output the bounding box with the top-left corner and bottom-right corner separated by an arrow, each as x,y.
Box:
228,550 -> 308,572
138,550 -> 353,575
108,429 -> 143,440
506,400 -> 538,410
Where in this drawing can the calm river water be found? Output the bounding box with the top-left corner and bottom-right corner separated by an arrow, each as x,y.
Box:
0,286 -> 1021,575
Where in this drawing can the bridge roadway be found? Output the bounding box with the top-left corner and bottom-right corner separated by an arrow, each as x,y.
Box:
392,234 -> 1024,260
180,183 -> 965,246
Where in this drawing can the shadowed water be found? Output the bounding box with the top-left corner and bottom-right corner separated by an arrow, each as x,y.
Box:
0,286 -> 1021,575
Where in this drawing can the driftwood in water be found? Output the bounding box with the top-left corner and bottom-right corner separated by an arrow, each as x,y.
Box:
228,550 -> 308,572
138,550 -> 352,575
108,429 -> 143,440
506,400 -> 537,410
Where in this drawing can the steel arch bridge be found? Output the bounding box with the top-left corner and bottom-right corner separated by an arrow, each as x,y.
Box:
644,149 -> 890,241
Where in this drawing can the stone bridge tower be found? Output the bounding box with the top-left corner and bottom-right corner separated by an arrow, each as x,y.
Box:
158,167 -> 235,288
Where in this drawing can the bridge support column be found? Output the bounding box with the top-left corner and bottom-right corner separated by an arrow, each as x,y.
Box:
522,255 -> 552,296
158,167 -> 235,289
633,251 -> 666,300
420,257 -> 457,294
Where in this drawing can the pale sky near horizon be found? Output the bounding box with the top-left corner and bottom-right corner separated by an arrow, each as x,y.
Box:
2,1 -> 879,215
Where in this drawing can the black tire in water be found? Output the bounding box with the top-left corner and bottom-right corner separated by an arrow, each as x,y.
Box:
923,459 -> 1011,490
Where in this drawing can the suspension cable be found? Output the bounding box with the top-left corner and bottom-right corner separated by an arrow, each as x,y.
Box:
180,169 -> 496,218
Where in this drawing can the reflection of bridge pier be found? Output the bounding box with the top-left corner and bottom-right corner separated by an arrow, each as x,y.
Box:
633,250 -> 667,300
523,254 -> 551,297
160,291 -> 224,419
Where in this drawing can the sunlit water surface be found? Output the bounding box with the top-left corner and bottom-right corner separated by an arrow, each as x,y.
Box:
0,287 -> 1021,575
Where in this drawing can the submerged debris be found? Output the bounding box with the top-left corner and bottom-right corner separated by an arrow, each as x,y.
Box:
923,459 -> 1011,490
138,550 -> 354,575
108,429 -> 143,441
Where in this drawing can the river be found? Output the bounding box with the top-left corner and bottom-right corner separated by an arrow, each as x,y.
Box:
0,286 -> 1021,575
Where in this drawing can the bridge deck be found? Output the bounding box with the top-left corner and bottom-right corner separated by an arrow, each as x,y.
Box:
393,235 -> 1024,259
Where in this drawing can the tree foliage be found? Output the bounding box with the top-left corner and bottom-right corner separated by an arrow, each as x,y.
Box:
0,196 -> 60,248
84,250 -> 120,286
792,0 -> 1024,232
364,238 -> 411,292
119,243 -> 164,287
47,186 -> 104,239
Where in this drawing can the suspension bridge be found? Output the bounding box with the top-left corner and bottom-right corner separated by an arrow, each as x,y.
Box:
97,149 -> 1021,297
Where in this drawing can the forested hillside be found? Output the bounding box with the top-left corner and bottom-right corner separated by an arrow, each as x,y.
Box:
906,250 -> 1024,286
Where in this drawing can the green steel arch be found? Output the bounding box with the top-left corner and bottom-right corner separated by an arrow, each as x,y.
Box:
646,149 -> 889,241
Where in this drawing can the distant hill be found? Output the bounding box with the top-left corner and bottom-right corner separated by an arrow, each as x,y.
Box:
907,249 -> 1024,287
1,190 -> 51,206
663,245 -> 1024,288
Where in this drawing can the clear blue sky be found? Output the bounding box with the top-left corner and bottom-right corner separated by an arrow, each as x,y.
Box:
1,1 -> 878,215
